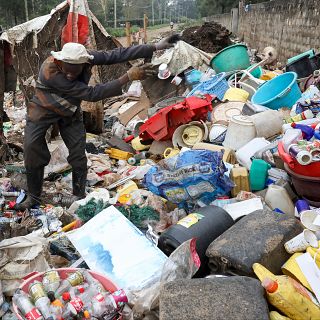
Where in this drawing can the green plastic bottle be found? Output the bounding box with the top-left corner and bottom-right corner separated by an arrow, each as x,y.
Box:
249,159 -> 271,191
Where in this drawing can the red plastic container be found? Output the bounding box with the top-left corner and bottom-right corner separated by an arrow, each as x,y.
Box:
13,268 -> 121,320
278,141 -> 320,177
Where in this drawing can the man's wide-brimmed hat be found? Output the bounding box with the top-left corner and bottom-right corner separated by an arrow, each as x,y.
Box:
51,42 -> 94,64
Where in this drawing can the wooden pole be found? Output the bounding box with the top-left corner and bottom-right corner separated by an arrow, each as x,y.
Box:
143,14 -> 148,44
126,22 -> 131,47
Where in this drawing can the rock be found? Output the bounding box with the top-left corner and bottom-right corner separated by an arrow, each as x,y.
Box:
160,277 -> 269,320
206,209 -> 303,276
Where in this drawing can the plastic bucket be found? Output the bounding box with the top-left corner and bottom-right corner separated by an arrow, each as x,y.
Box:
187,72 -> 229,100
284,164 -> 320,205
287,49 -> 315,64
251,72 -> 302,110
223,115 -> 256,150
210,44 -> 250,73
286,56 -> 314,79
247,64 -> 263,79
13,268 -> 121,320
223,87 -> 249,102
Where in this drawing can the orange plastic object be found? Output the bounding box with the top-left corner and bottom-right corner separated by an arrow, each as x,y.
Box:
139,95 -> 213,141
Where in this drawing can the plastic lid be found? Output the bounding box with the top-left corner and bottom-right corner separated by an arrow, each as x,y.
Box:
47,291 -> 55,302
231,115 -> 254,126
62,292 -> 71,301
77,287 -> 85,294
262,278 -> 278,293
182,125 -> 204,146
83,310 -> 90,319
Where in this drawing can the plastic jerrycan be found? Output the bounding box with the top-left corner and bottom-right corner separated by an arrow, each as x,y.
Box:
253,263 -> 320,320
249,159 -> 271,191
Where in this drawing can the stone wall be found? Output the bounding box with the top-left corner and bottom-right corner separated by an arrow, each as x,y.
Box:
205,0 -> 320,63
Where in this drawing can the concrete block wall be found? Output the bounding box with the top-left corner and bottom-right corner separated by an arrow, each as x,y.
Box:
204,13 -> 232,31
205,0 -> 320,63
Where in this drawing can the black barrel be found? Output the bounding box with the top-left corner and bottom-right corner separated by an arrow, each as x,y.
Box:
286,55 -> 314,79
158,205 -> 234,276
309,53 -> 320,72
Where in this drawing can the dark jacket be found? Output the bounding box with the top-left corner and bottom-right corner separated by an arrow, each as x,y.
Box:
28,44 -> 155,121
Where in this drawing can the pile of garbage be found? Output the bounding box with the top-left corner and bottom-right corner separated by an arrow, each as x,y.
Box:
2,6 -> 320,319
181,21 -> 232,53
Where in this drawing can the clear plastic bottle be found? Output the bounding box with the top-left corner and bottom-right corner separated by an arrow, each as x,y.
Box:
62,297 -> 84,320
29,281 -> 54,319
12,290 -> 44,320
55,270 -> 85,297
87,289 -> 128,318
50,298 -> 64,320
42,270 -> 61,295
83,270 -> 106,293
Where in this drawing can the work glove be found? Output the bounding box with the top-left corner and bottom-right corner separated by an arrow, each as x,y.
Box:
127,63 -> 157,81
155,34 -> 181,50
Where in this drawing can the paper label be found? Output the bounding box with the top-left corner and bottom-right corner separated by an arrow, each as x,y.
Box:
94,293 -> 105,303
25,308 -> 43,320
70,297 -> 84,312
29,282 -> 46,302
178,213 -> 204,228
68,271 -> 84,286
112,289 -> 128,308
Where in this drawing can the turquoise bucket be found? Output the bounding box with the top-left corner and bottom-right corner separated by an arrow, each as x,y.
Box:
247,64 -> 263,78
251,72 -> 302,110
210,44 -> 250,73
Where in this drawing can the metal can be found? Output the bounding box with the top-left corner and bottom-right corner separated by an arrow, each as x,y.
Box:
29,281 -> 46,302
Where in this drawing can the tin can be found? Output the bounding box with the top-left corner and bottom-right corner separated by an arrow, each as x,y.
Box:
29,281 -> 46,302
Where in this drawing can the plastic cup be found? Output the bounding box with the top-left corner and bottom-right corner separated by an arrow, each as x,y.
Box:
300,210 -> 320,232
171,75 -> 182,86
284,229 -> 318,254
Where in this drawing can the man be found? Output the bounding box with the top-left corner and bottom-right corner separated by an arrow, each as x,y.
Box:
15,36 -> 178,210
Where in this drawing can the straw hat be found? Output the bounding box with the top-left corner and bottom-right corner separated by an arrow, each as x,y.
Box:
51,42 -> 94,64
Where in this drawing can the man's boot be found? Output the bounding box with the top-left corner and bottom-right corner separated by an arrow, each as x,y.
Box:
72,168 -> 87,199
14,168 -> 44,211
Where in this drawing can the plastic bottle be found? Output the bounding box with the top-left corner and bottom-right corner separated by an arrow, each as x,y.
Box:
285,109 -> 314,123
50,298 -> 63,320
55,270 -> 85,297
62,297 -> 84,320
42,270 -> 61,296
288,144 -> 313,165
282,128 -> 303,153
87,289 -> 128,318
253,263 -> 320,320
265,185 -> 294,215
83,270 -> 106,293
29,281 -> 54,320
12,290 -> 44,320
249,159 -> 271,191
291,123 -> 315,141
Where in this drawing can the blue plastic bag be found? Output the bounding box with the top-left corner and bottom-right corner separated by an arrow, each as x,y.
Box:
144,150 -> 234,206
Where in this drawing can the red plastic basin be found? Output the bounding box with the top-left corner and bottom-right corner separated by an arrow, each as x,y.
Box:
13,268 -> 121,320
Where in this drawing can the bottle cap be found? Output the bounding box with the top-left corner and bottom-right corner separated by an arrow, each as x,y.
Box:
62,292 -> 71,301
83,310 -> 90,319
47,291 -> 55,302
77,286 -> 85,294
262,278 -> 278,293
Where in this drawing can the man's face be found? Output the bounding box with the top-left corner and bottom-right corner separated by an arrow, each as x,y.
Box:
60,61 -> 85,81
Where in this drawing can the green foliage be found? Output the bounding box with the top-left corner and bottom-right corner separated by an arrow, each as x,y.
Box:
106,26 -> 139,37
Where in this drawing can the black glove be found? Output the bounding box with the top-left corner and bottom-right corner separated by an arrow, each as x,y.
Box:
155,34 -> 181,50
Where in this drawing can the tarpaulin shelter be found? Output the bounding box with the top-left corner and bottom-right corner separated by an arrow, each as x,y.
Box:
0,0 -> 130,133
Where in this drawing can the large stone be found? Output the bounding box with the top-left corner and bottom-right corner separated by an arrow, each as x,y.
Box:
160,277 -> 269,320
206,209 -> 303,276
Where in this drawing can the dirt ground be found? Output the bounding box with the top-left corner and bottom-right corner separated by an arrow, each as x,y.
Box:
117,25 -> 178,47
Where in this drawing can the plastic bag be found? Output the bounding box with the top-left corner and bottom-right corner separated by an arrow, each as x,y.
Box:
144,150 -> 234,207
126,238 -> 200,318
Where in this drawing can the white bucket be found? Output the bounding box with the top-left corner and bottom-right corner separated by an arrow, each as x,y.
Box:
223,115 -> 256,150
300,210 -> 320,232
